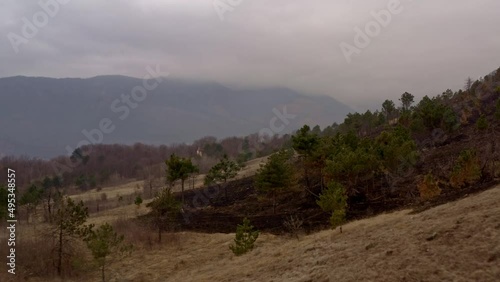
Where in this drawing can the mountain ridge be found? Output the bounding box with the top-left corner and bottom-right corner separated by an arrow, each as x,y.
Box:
0,75 -> 352,158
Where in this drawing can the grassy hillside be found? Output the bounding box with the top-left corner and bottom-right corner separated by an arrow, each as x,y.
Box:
120,185 -> 499,282
2,68 -> 499,281
7,184 -> 498,282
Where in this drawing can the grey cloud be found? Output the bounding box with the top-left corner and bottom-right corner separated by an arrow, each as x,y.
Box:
1,0 -> 500,111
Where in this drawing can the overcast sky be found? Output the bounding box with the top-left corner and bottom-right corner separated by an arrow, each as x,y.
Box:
1,0 -> 500,111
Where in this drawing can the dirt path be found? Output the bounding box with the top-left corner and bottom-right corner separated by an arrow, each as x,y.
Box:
103,185 -> 500,282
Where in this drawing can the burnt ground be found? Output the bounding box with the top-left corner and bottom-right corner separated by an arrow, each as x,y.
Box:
166,121 -> 500,235
176,177 -> 330,234
174,177 -> 500,235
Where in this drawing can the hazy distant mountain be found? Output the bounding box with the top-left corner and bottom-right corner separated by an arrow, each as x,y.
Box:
0,75 -> 352,158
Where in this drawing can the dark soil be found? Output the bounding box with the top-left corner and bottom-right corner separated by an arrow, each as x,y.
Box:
176,177 -> 330,234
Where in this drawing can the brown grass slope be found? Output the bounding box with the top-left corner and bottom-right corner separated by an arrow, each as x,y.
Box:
104,184 -> 500,282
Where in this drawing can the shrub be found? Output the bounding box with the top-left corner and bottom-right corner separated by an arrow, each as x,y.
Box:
418,173 -> 441,201
134,195 -> 143,207
283,215 -> 303,240
450,150 -> 482,188
229,218 -> 259,256
476,115 -> 488,130
317,182 -> 348,229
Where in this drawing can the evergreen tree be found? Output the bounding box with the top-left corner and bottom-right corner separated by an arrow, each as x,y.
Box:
292,125 -> 320,190
254,149 -> 294,214
317,182 -> 348,230
52,197 -> 93,277
20,184 -> 43,223
382,99 -> 396,120
205,155 -> 241,202
229,218 -> 259,256
165,154 -> 199,204
84,223 -> 132,282
400,92 -> 415,112
147,189 -> 181,243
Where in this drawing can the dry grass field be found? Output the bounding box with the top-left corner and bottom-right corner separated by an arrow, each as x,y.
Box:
70,156 -> 268,204
7,183 -> 496,282
102,184 -> 500,282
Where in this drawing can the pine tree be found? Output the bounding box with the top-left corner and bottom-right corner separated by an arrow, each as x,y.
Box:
84,223 -> 132,282
147,189 -> 181,243
52,197 -> 93,277
229,218 -> 259,256
292,125 -> 319,190
382,99 -> 396,120
254,149 -> 294,214
165,154 -> 199,204
20,184 -> 43,223
317,182 -> 348,231
205,154 -> 241,202
400,92 -> 415,112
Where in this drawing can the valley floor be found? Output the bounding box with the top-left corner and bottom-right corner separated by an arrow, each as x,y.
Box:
105,184 -> 500,282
